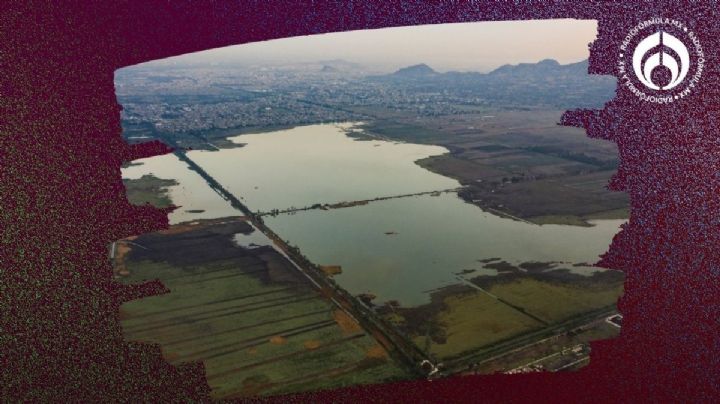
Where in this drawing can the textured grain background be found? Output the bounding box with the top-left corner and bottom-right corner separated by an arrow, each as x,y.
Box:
2,1 -> 719,402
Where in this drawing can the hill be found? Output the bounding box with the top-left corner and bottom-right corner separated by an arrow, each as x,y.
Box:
393,63 -> 437,77
369,59 -> 615,109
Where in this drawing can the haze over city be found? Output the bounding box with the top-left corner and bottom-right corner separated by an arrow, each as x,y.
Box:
139,19 -> 598,72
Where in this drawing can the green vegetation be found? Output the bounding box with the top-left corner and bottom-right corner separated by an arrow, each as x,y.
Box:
379,266 -> 623,367
358,120 -> 443,144
474,319 -> 619,373
527,215 -> 594,227
486,277 -> 623,324
584,207 -> 630,220
529,206 -> 629,226
123,174 -> 177,208
118,219 -> 410,399
415,155 -> 507,181
188,124 -> 301,150
458,175 -> 628,225
413,291 -> 542,359
121,161 -> 143,169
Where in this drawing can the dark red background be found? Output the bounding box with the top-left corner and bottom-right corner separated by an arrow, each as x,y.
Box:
3,1 -> 719,402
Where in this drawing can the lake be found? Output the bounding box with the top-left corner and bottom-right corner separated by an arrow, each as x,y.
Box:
121,153 -> 240,224
124,123 -> 624,306
187,123 -> 459,212
264,193 -> 623,306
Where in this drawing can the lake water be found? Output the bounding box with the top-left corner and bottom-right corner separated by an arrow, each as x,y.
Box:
121,153 -> 241,224
187,123 -> 459,212
265,194 -> 623,306
124,123 -> 624,306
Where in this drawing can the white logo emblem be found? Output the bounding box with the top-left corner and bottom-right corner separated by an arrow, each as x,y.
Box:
619,18 -> 705,104
633,31 -> 689,91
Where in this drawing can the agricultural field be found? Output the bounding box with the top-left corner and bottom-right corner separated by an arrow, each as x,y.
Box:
353,109 -> 629,226
482,276 -> 622,324
377,263 -> 623,369
474,318 -> 620,374
116,218 -> 410,399
411,290 -> 542,359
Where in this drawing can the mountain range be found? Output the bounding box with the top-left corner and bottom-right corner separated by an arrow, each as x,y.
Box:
372,59 -> 616,109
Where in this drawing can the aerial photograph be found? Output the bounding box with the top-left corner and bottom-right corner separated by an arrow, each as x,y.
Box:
113,19 -> 626,399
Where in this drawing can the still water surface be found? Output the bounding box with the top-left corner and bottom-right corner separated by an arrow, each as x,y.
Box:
122,153 -> 239,224
187,123 -> 459,212
124,123 -> 624,306
265,193 -> 623,306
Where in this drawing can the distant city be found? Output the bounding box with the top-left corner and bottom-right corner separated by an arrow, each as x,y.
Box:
117,58 -> 615,148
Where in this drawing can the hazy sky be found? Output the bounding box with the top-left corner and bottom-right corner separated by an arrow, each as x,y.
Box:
149,19 -> 597,72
